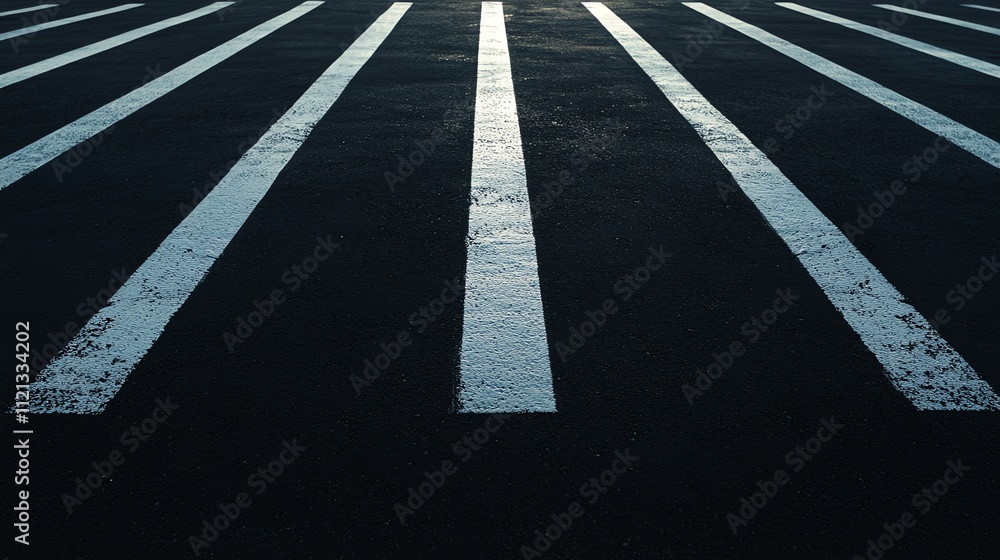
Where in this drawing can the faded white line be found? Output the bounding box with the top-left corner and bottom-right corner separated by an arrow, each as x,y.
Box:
0,4 -> 59,18
458,1 -> 557,413
584,2 -> 1000,410
873,3 -> 1000,35
962,4 -> 1000,13
0,3 -> 143,41
682,3 -> 1000,171
0,2 -> 234,90
30,2 -> 412,414
0,1 -> 322,192
777,3 -> 1000,80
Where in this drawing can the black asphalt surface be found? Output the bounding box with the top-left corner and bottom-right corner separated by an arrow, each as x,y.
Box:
2,0 -> 999,558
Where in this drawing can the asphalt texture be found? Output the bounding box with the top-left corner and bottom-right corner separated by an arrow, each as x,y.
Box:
2,0 -> 999,558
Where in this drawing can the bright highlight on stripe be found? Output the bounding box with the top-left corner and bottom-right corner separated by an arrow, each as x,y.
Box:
962,4 -> 1000,13
30,2 -> 416,414
0,3 -> 144,42
0,3 -> 234,90
0,4 -> 58,18
0,1 -> 323,192
584,2 -> 1000,410
457,1 -> 557,413
873,3 -> 1000,35
776,3 -> 1000,80
681,3 -> 1000,171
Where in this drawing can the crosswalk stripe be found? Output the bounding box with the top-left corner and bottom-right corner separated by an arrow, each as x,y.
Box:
0,1 -> 322,193
0,3 -> 144,42
0,4 -> 59,18
583,1 -> 1000,411
682,2 -> 1000,171
0,2 -> 234,90
457,1 -> 557,414
873,3 -> 1000,35
29,1 -> 412,414
776,3 -> 1000,80
962,4 -> 1000,13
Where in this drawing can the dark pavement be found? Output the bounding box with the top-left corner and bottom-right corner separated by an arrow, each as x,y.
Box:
2,0 -> 999,558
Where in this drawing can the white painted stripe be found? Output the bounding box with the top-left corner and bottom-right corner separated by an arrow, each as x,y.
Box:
458,1 -> 557,413
0,4 -> 144,41
584,2 -> 1000,410
0,3 -> 233,90
0,2 -> 323,192
27,3 -> 417,414
776,3 -> 1000,80
0,4 -> 59,18
873,4 -> 1000,35
962,4 -> 1000,13
682,3 -> 1000,171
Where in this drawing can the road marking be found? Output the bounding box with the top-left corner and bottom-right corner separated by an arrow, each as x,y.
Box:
0,4 -> 59,18
0,1 -> 323,192
584,2 -> 1000,411
873,4 -> 1000,36
776,3 -> 1000,80
962,4 -> 1000,13
29,2 -> 412,414
0,3 -> 144,41
682,3 -> 1000,171
457,1 -> 557,413
0,3 -> 234,90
